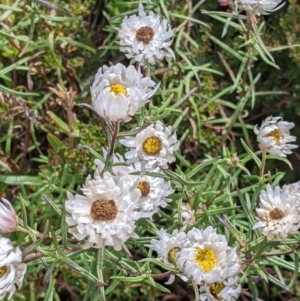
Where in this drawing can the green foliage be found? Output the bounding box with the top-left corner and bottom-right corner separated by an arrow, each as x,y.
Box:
1,0 -> 300,300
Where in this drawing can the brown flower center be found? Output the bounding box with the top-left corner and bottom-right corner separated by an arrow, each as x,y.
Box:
210,282 -> 225,300
265,129 -> 280,143
269,207 -> 285,220
142,136 -> 162,156
136,26 -> 155,45
90,199 -> 118,222
137,181 -> 151,197
0,266 -> 7,278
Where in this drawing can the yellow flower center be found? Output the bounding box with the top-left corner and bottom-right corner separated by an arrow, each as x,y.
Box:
0,266 -> 7,278
269,207 -> 285,220
194,247 -> 217,272
90,199 -> 118,222
210,282 -> 225,300
142,136 -> 162,156
168,247 -> 180,264
136,26 -> 155,45
110,84 -> 127,96
137,181 -> 151,197
265,129 -> 280,143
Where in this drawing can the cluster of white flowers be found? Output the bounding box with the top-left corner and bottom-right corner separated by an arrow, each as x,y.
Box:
235,0 -> 285,15
148,226 -> 242,301
0,238 -> 27,299
0,199 -> 26,300
68,0 -> 180,251
253,183 -> 300,240
90,3 -> 175,123
65,124 -> 178,250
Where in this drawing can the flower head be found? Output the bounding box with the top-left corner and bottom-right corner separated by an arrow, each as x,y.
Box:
253,184 -> 300,240
147,228 -> 187,284
254,116 -> 297,157
147,228 -> 186,266
0,237 -> 27,300
236,0 -> 285,15
65,171 -> 143,251
0,198 -> 18,233
177,227 -> 241,284
117,3 -> 175,65
91,63 -> 159,122
120,121 -> 179,171
199,276 -> 241,301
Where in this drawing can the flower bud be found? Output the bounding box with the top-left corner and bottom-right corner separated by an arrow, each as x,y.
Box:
0,198 -> 19,233
218,0 -> 230,6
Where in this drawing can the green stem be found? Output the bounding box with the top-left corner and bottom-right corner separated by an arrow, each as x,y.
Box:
97,248 -> 106,301
260,151 -> 266,178
101,121 -> 120,176
66,106 -> 74,154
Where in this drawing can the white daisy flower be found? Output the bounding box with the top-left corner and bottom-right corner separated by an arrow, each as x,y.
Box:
254,116 -> 297,157
0,237 -> 27,300
91,63 -> 159,122
135,170 -> 173,214
147,228 -> 187,284
177,227 -> 241,285
120,121 -> 179,171
235,0 -> 285,15
252,184 -> 300,240
94,151 -> 173,217
65,171 -> 143,251
117,3 -> 175,65
199,276 -> 241,301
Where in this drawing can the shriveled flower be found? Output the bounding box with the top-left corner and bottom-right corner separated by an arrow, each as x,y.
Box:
199,276 -> 241,301
253,184 -> 300,240
147,228 -> 187,284
254,116 -> 297,157
175,204 -> 196,226
0,198 -> 18,233
120,121 -> 179,171
235,0 -> 285,15
0,237 -> 27,300
117,3 -> 175,65
65,171 -> 143,251
91,63 -> 159,122
177,227 -> 241,285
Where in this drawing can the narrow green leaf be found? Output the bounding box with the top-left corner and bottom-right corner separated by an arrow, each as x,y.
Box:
240,139 -> 261,168
207,33 -> 243,61
266,155 -> 293,170
47,111 -> 69,134
47,133 -> 65,149
266,272 -> 294,294
48,31 -> 65,71
0,175 -> 43,185
57,37 -> 96,54
0,84 -> 39,97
